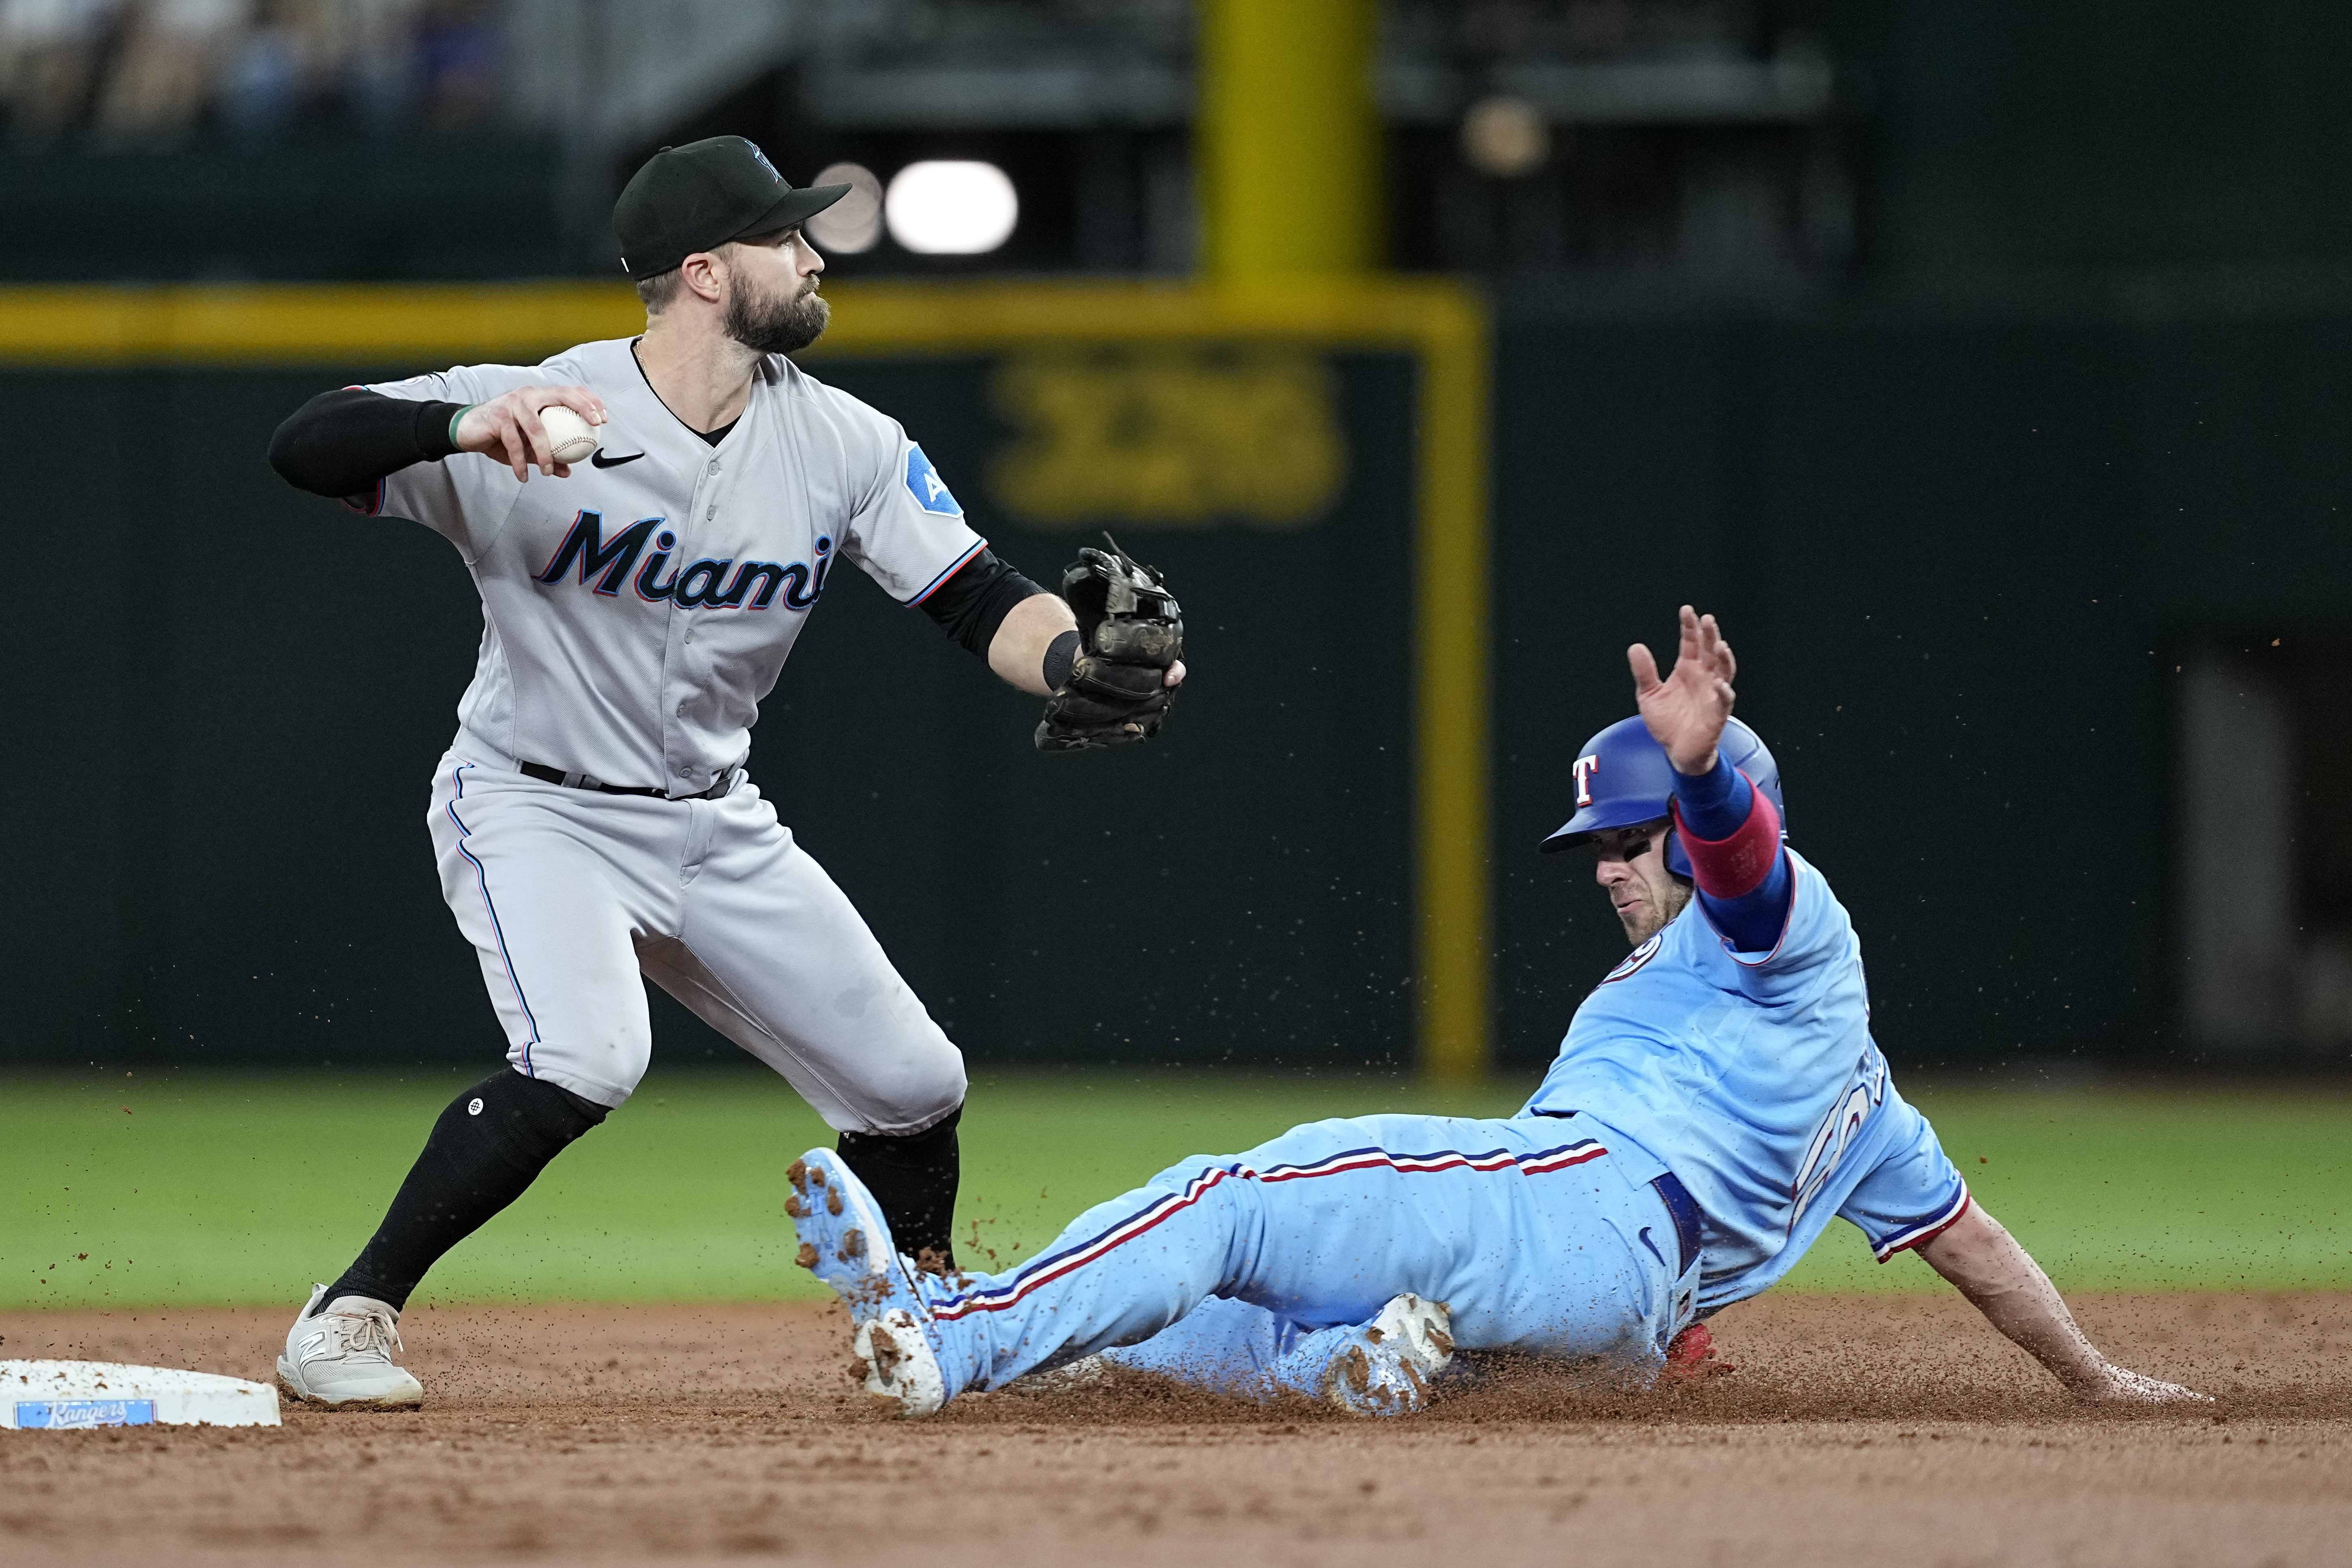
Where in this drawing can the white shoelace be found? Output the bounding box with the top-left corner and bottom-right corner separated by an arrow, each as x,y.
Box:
324,1308 -> 403,1363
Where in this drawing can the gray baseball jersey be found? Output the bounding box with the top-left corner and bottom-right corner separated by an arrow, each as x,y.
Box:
351,336 -> 977,1128
360,335 -> 986,793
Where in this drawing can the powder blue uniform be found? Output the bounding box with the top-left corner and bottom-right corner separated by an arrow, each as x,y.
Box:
1520,846 -> 1970,1317
897,846 -> 1968,1400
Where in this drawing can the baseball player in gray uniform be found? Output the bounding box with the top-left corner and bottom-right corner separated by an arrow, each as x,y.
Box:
262,137 -> 1186,1408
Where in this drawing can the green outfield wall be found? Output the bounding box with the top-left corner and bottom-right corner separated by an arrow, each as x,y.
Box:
1,352 -> 1420,1075
4,288 -> 2350,1073
1489,295 -> 2352,1071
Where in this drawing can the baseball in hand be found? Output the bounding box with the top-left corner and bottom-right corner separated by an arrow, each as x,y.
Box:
538,405 -> 600,465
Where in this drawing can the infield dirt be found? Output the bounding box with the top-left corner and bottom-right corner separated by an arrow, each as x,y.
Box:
0,1290 -> 2345,1566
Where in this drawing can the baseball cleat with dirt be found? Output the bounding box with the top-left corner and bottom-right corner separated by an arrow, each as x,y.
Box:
1324,1293 -> 1454,1417
787,1149 -> 949,1417
277,1284 -> 425,1409
853,1307 -> 947,1417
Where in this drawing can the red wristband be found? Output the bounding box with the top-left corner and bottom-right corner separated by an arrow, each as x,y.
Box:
1671,780 -> 1782,899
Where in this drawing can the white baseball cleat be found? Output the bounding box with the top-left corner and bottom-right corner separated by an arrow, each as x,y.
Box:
854,1307 -> 948,1418
1325,1293 -> 1455,1416
277,1284 -> 425,1409
786,1150 -> 949,1417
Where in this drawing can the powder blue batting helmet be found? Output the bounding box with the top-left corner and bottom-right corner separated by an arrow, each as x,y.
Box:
1538,715 -> 1784,877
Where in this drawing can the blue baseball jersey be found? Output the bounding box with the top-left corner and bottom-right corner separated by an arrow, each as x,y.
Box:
1520,847 -> 1967,1315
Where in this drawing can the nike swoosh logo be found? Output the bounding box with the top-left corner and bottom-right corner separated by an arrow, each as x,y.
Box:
591,450 -> 646,468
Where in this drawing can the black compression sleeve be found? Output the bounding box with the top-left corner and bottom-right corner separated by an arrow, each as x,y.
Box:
918,548 -> 1048,657
836,1105 -> 962,1268
323,1068 -> 607,1312
268,387 -> 468,500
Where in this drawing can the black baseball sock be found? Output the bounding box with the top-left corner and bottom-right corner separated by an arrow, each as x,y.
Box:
836,1104 -> 962,1270
317,1068 -> 608,1314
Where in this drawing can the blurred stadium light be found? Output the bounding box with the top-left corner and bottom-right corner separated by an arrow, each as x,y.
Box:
806,157 -> 882,252
1459,96 -> 1550,181
884,158 -> 1018,253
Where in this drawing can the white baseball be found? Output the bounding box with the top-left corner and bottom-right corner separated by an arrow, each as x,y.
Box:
538,405 -> 600,465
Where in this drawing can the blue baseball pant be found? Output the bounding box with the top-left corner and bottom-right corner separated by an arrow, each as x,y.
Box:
918,1112 -> 1697,1401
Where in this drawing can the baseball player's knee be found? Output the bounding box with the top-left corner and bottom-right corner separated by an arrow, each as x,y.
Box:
848,1039 -> 966,1137
506,1030 -> 652,1111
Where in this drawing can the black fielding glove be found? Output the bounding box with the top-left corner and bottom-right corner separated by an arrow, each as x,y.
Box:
1036,534 -> 1183,753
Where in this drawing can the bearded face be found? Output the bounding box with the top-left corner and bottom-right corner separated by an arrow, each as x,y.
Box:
724,266 -> 830,356
1590,821 -> 1692,946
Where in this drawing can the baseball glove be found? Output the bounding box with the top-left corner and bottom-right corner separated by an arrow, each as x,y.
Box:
1035,535 -> 1184,753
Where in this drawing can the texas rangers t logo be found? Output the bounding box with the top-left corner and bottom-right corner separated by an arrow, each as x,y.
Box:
1572,753 -> 1601,807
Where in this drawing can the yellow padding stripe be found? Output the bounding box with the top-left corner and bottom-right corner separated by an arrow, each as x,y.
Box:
0,282 -> 640,365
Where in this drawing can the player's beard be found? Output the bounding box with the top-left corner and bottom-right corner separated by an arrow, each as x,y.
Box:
725,273 -> 830,356
1615,877 -> 1692,946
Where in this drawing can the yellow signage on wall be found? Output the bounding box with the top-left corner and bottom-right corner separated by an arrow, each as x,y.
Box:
988,347 -> 1347,529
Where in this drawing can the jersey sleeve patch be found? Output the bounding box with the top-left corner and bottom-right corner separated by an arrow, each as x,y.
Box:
904,445 -> 964,517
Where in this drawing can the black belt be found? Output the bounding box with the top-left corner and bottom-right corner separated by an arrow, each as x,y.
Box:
1535,1110 -> 1703,1276
519,761 -> 738,802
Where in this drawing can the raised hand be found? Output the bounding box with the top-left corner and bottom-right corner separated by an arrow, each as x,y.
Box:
1627,605 -> 1738,777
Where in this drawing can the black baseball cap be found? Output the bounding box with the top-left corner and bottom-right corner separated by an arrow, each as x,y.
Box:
613,137 -> 850,278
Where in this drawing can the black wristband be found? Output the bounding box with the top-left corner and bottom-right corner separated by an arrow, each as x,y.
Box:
1042,629 -> 1081,693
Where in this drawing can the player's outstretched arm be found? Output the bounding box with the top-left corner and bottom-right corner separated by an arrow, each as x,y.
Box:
917,542 -> 1184,743
268,382 -> 607,500
1916,1202 -> 2206,1402
269,388 -> 470,500
988,593 -> 1188,700
914,553 -> 1186,699
986,590 -> 1081,696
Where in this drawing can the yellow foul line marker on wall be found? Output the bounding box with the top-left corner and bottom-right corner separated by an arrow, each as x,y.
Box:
0,277 -> 1493,1083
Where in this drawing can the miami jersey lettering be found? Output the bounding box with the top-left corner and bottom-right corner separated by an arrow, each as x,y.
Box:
532,511 -> 835,611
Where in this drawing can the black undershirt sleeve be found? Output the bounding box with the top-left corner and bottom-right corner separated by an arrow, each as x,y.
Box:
919,549 -> 1048,658
268,387 -> 469,500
